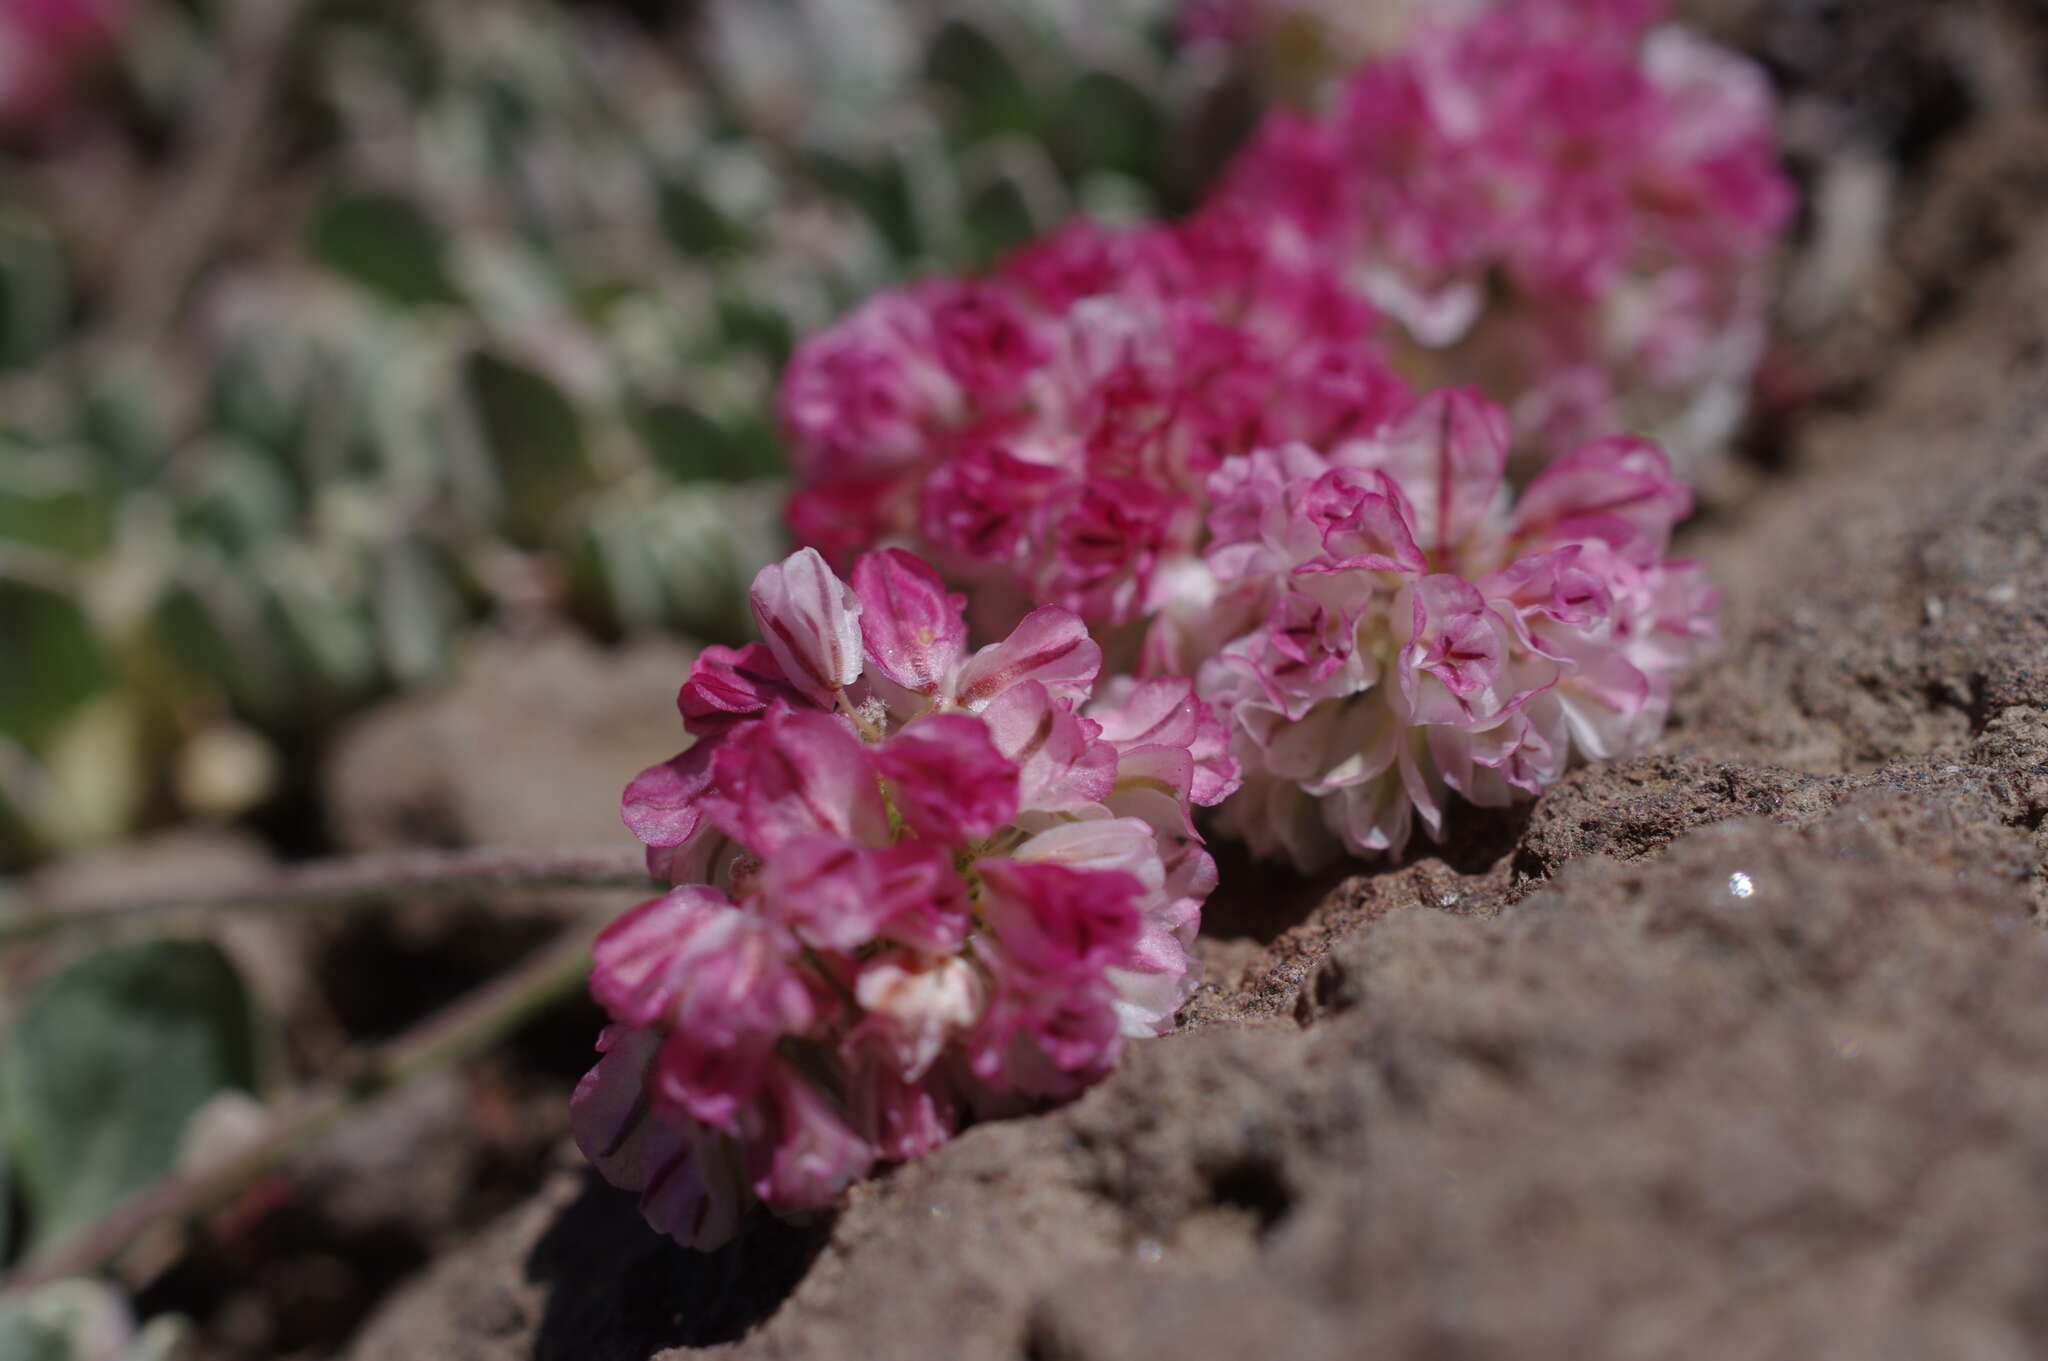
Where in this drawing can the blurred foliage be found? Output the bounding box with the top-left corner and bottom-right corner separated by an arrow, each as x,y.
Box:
0,0 -> 1245,865
1,938 -> 264,1254
0,1277 -> 194,1361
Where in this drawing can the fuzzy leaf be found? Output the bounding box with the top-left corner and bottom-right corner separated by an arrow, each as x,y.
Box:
310,191 -> 463,308
925,20 -> 1034,147
0,448 -> 114,558
2,940 -> 261,1253
0,579 -> 112,748
465,351 -> 596,547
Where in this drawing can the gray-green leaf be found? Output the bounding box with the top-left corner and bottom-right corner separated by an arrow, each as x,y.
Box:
2,940 -> 261,1253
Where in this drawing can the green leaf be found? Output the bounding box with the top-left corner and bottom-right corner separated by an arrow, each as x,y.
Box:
658,179 -> 751,259
0,1278 -> 193,1361
635,400 -> 737,484
177,441 -> 301,556
309,191 -> 464,308
1054,70 -> 1164,181
962,173 -> 1040,267
0,1287 -> 91,1361
803,149 -> 920,260
0,448 -> 115,559
464,351 -> 596,547
0,210 -> 71,371
2,940 -> 260,1253
925,20 -> 1035,147
715,296 -> 796,367
0,579 -> 112,749
372,538 -> 461,687
150,564 -> 289,721
263,561 -> 380,704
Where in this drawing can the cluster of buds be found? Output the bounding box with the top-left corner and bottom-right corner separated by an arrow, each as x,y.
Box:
1207,0 -> 1794,466
573,547 -> 1236,1248
1151,387 -> 1715,869
781,212 -> 1412,635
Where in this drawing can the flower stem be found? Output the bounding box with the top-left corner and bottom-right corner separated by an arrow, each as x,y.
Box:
0,846 -> 660,946
0,922 -> 600,1295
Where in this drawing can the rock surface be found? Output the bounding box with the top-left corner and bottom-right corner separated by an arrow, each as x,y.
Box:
324,628 -> 695,854
338,52 -> 2048,1361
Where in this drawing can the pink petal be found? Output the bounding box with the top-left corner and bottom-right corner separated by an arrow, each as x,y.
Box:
749,548 -> 866,704
636,1120 -> 749,1252
570,1024 -> 662,1186
654,1029 -> 776,1131
1298,466 -> 1428,574
1086,676 -> 1200,753
678,642 -> 813,735
703,705 -> 890,852
589,886 -> 815,1044
850,548 -> 968,696
979,680 -> 1118,813
949,606 -> 1101,710
755,835 -> 898,953
873,712 -> 1021,843
1511,435 -> 1693,563
976,858 -> 1146,981
845,1057 -> 958,1163
1398,575 -> 1509,726
588,885 -> 736,1029
620,745 -> 714,849
1343,387 -> 1508,563
750,1064 -> 877,1212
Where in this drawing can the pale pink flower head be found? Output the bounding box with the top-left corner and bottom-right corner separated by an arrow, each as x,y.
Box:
1210,0 -> 1795,469
578,547 -> 1237,1249
1175,385 -> 1714,870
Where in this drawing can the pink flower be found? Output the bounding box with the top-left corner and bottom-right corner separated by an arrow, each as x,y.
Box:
570,1027 -> 749,1252
748,1064 -> 878,1212
1208,0 -> 1794,469
588,887 -> 815,1046
702,704 -> 892,853
1185,387 -> 1714,869
0,0 -> 124,128
781,216 -> 1410,635
749,548 -> 865,705
578,548 -> 1234,1249
873,715 -> 1020,843
850,549 -> 967,698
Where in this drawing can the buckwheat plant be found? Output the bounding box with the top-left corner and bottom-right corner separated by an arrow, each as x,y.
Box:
573,547 -> 1237,1248
1210,0 -> 1794,466
1149,386 -> 1716,871
781,212 -> 1411,635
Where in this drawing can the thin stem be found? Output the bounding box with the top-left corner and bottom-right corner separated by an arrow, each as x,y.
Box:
0,922 -> 600,1295
0,846 -> 660,946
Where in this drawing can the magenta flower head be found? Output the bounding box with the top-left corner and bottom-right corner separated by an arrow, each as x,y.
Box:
0,0 -> 124,127
1148,385 -> 1714,871
781,215 -> 1411,637
575,547 -> 1238,1249
1211,0 -> 1795,467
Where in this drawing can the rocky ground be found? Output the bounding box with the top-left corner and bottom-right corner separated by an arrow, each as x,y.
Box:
136,5 -> 2048,1358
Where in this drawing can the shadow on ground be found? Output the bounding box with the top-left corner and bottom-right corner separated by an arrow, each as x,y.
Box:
525,1172 -> 828,1359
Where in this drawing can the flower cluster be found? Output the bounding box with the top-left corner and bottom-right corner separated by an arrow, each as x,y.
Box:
0,0 -> 123,127
573,547 -> 1236,1248
1151,386 -> 1715,870
781,212 -> 1412,634
1210,0 -> 1795,465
